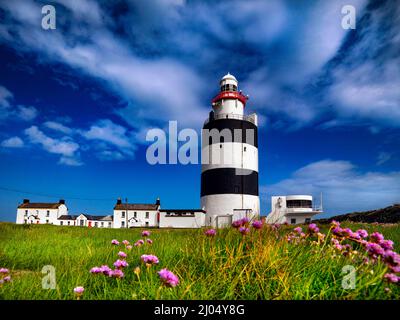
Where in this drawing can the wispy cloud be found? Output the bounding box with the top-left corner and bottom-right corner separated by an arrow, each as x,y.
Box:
376,152 -> 392,166
1,136 -> 24,148
24,125 -> 82,165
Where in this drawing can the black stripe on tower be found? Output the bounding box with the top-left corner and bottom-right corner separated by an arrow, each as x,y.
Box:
202,119 -> 258,147
201,168 -> 259,196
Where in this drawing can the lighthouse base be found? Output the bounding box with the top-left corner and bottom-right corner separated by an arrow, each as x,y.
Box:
201,194 -> 260,228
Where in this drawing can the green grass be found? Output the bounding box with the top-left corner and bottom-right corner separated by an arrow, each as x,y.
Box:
0,222 -> 399,300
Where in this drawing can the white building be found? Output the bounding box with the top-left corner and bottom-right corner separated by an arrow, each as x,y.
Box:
201,73 -> 260,228
16,199 -> 68,225
57,214 -> 113,228
113,198 -> 160,228
265,195 -> 323,225
159,209 -> 206,228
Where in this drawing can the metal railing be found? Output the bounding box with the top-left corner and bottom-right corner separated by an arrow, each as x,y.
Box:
204,113 -> 256,125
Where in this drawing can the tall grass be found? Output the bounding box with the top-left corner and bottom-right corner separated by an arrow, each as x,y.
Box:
0,222 -> 399,300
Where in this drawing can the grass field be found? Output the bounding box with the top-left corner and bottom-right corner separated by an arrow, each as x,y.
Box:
0,221 -> 399,300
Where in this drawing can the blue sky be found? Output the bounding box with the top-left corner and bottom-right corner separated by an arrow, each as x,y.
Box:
0,0 -> 399,222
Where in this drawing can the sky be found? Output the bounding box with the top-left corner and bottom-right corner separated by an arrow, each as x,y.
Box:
0,0 -> 399,222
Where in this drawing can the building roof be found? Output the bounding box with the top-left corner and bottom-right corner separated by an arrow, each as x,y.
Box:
221,72 -> 237,82
58,215 -> 78,220
160,209 -> 206,213
18,202 -> 63,209
58,214 -> 113,221
114,203 -> 159,211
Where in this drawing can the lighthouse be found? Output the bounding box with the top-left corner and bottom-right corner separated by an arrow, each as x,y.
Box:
201,73 -> 260,227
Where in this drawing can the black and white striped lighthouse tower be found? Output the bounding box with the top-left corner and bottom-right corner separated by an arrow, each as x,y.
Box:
201,73 -> 259,227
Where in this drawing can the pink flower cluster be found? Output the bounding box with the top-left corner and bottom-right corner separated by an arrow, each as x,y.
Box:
111,239 -> 119,245
330,221 -> 400,285
134,239 -> 145,247
239,226 -> 250,235
0,268 -> 11,284
141,254 -> 159,265
158,268 -> 179,287
142,230 -> 151,237
232,217 -> 249,229
252,220 -> 263,229
204,229 -> 217,237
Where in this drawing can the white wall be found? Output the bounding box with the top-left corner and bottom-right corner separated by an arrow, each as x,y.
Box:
201,194 -> 260,227
201,143 -> 258,170
113,210 -> 158,228
16,204 -> 67,225
159,212 -> 205,228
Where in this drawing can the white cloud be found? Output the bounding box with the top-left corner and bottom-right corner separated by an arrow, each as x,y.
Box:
16,105 -> 38,121
376,152 -> 392,166
24,126 -> 81,165
263,159 -> 400,216
44,121 -> 73,134
58,156 -> 83,167
81,119 -> 137,158
1,136 -> 24,148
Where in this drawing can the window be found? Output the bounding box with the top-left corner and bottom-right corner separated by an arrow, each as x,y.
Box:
145,212 -> 149,219
101,222 -> 104,227
60,221 -> 63,226
25,210 -> 28,216
290,218 -> 296,225
46,210 -> 50,217
108,222 -> 112,228
95,222 -> 98,228
286,200 -> 312,208
46,219 -> 49,224
68,221 -> 71,226
220,144 -> 222,148
305,218 -> 311,223
121,221 -> 125,228
134,212 -> 137,218
244,146 -> 246,152
121,211 -> 125,218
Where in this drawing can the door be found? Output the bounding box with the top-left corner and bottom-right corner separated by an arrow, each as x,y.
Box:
88,221 -> 92,228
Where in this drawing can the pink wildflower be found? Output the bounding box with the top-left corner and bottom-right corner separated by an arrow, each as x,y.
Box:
252,220 -> 263,229
370,232 -> 385,243
141,254 -> 159,265
0,268 -> 9,274
239,226 -> 250,235
204,229 -> 217,236
384,273 -> 399,284
158,268 -> 179,287
111,239 -> 119,245
122,240 -> 130,246
356,229 -> 368,238
142,230 -> 151,237
118,251 -> 127,259
308,223 -> 319,234
73,286 -> 84,296
126,245 -> 133,250
113,259 -> 129,269
110,269 -> 124,278
293,227 -> 302,234
146,239 -> 153,244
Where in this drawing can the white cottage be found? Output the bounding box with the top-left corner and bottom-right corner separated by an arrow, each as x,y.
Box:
57,214 -> 113,228
113,198 -> 160,228
16,199 -> 68,225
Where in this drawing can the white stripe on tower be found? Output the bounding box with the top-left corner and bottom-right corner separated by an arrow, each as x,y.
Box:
201,73 -> 260,227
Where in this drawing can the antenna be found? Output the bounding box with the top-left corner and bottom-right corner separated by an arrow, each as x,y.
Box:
320,192 -> 323,211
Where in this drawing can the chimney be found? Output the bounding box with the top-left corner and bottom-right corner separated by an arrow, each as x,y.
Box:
156,197 -> 160,206
117,198 -> 122,205
59,199 -> 65,204
23,199 -> 29,204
